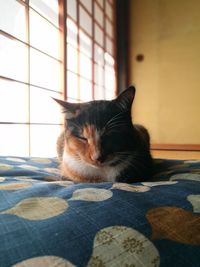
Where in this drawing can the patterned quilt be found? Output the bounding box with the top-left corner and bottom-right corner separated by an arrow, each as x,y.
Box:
0,156 -> 200,267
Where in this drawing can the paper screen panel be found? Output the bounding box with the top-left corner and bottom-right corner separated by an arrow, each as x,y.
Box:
30,86 -> 61,124
30,0 -> 59,26
67,44 -> 78,73
30,48 -> 60,90
95,64 -> 104,86
80,0 -> 92,13
0,0 -> 26,41
105,64 -> 115,99
94,3 -> 103,26
0,125 -> 29,156
67,18 -> 78,48
79,54 -> 92,80
106,19 -> 113,38
106,37 -> 113,55
79,78 -> 92,101
0,35 -> 28,82
105,1 -> 113,20
94,44 -> 104,65
29,9 -> 60,59
0,79 -> 28,123
79,31 -> 92,58
67,71 -> 79,101
96,0 -> 104,8
67,0 -> 77,21
94,24 -> 104,46
30,125 -> 61,157
79,6 -> 92,36
94,85 -> 105,100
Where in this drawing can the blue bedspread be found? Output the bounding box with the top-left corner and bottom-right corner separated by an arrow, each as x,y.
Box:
0,156 -> 200,267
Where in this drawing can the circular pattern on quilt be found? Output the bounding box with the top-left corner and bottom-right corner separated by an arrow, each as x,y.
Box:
44,175 -> 61,182
187,195 -> 200,213
69,188 -> 113,202
146,207 -> 200,245
170,173 -> 200,182
142,181 -> 178,187
111,183 -> 150,192
191,169 -> 200,174
6,157 -> 26,163
87,226 -> 160,267
12,256 -> 76,267
14,176 -> 38,182
43,181 -> 74,187
0,182 -> 32,190
30,158 -> 52,164
184,160 -> 200,164
40,181 -> 74,188
1,197 -> 68,220
0,177 -> 5,182
0,164 -> 13,171
18,165 -> 40,171
44,168 -> 61,175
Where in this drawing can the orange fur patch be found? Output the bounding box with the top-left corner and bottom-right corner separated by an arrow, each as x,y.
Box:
64,125 -> 100,165
61,125 -> 102,181
83,125 -> 100,162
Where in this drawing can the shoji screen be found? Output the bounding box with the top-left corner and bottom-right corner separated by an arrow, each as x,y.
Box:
0,0 -> 117,157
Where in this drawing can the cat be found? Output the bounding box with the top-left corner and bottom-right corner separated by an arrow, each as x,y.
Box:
54,86 -> 152,183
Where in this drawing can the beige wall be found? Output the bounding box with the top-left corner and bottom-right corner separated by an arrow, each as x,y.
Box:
129,0 -> 200,145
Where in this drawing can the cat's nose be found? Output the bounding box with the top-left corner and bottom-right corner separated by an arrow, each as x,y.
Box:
96,155 -> 105,163
91,153 -> 105,163
91,152 -> 100,162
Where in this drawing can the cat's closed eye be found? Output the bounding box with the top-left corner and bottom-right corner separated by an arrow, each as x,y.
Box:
74,134 -> 87,142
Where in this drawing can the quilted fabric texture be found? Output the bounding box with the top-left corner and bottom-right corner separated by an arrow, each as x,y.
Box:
0,156 -> 200,267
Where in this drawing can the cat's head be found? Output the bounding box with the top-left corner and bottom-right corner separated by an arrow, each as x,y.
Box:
54,86 -> 136,167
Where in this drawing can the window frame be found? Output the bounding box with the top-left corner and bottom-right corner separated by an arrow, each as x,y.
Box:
0,0 -> 118,156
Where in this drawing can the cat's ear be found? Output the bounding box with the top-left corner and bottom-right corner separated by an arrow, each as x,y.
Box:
115,86 -> 136,110
52,98 -> 81,119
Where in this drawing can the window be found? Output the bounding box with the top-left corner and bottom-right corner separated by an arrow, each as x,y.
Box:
0,0 -> 117,157
66,0 -> 116,101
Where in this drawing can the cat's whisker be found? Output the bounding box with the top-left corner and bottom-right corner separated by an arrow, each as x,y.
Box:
106,126 -> 127,133
114,152 -> 138,156
106,121 -> 129,130
107,113 -> 126,122
106,120 -> 128,129
117,152 -> 148,165
114,158 -> 140,172
68,121 -> 82,130
106,126 -> 129,134
118,156 -> 145,171
104,111 -> 127,128
102,112 -> 129,134
106,117 -> 127,128
116,152 -> 146,157
102,123 -> 128,135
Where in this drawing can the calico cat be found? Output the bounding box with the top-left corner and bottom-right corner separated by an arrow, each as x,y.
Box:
54,86 -> 152,183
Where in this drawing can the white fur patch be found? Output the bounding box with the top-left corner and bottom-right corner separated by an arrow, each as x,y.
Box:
62,152 -> 129,182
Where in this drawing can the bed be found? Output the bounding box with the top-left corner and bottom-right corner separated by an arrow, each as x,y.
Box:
0,156 -> 200,267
